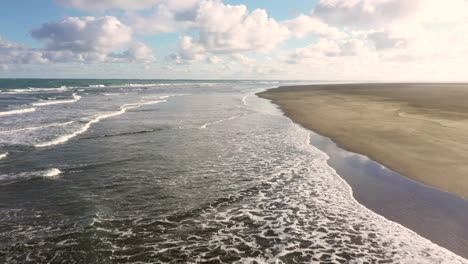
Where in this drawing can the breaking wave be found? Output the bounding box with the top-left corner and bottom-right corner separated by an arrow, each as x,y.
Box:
0,108 -> 36,117
34,96 -> 170,148
32,94 -> 81,106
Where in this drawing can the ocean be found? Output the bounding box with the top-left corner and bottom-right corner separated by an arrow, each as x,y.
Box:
0,79 -> 465,263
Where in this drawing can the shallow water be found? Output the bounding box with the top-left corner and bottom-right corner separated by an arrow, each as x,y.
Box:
311,132 -> 468,259
0,80 -> 466,263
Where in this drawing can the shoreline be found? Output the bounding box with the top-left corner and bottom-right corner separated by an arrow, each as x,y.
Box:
257,83 -> 468,259
309,130 -> 468,259
258,83 -> 468,198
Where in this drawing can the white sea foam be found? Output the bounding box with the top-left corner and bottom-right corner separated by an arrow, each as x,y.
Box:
122,83 -> 161,87
89,84 -> 106,88
34,109 -> 127,148
0,121 -> 74,134
258,81 -> 279,84
0,168 -> 62,182
241,95 -> 249,106
200,115 -> 239,129
0,152 -> 8,160
43,168 -> 62,178
35,96 -> 171,148
1,86 -> 68,94
32,93 -> 81,106
0,108 -> 36,117
193,119 -> 468,263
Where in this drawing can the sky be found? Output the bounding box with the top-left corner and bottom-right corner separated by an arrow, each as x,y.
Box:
0,0 -> 467,80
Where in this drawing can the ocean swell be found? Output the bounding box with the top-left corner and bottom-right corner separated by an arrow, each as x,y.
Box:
34,96 -> 170,148
32,94 -> 81,106
0,108 -> 36,117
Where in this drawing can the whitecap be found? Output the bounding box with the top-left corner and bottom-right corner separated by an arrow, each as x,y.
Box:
200,115 -> 239,129
0,168 -> 62,183
0,121 -> 74,134
43,168 -> 61,178
32,93 -> 81,106
1,86 -> 68,94
35,96 -> 171,148
0,108 -> 36,117
242,95 -> 249,106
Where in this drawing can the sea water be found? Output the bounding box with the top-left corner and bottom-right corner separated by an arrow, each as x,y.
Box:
0,79 -> 466,263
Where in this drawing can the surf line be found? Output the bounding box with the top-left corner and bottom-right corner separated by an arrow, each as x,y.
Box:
242,95 -> 249,106
0,121 -> 75,135
35,96 -> 170,148
0,108 -> 36,117
200,115 -> 240,129
32,93 -> 81,106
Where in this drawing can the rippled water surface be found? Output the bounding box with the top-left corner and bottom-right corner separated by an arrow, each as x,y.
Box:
0,80 -> 466,263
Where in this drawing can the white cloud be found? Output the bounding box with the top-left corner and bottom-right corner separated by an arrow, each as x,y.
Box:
206,55 -> 220,64
312,0 -> 422,28
177,36 -> 206,61
128,0 -> 201,34
56,0 -> 202,11
0,36 -> 48,64
54,0 -> 158,10
313,0 -> 468,29
112,42 -> 156,63
30,16 -> 154,63
165,0 -> 290,64
31,16 -> 132,53
231,54 -> 254,65
193,1 -> 290,53
283,15 -> 347,39
366,30 -> 409,50
288,38 -> 367,63
128,6 -> 180,34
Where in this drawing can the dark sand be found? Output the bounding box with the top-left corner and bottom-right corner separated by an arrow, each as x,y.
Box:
258,83 -> 468,198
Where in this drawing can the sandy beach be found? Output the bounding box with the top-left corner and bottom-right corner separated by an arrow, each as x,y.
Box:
258,83 -> 468,198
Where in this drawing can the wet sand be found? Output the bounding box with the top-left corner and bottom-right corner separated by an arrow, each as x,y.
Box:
309,131 -> 468,259
258,83 -> 468,198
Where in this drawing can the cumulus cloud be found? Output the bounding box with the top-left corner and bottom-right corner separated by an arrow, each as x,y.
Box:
177,36 -> 206,61
313,0 -> 468,29
283,15 -> 347,39
165,0 -> 290,64
56,0 -> 203,11
110,42 -> 156,63
288,38 -> 367,63
128,0 -> 202,34
30,16 -> 155,63
206,55 -> 220,64
31,16 -> 132,53
129,6 -> 181,34
0,36 -> 48,65
366,30 -> 409,50
312,0 -> 422,28
54,0 -> 158,10
231,54 -> 254,65
193,1 -> 290,53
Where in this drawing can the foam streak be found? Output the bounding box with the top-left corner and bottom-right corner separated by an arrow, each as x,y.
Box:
0,108 -> 36,117
200,115 -> 239,129
32,94 -> 81,106
35,96 -> 169,148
